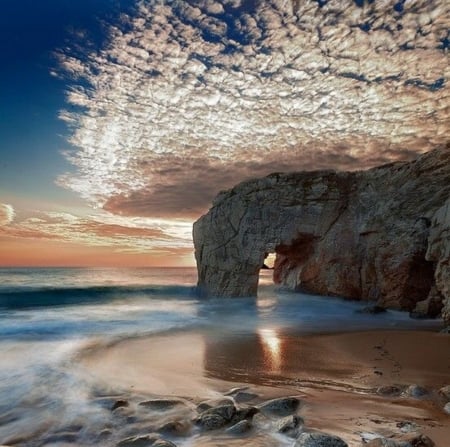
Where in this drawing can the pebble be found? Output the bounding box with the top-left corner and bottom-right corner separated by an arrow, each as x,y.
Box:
117,434 -> 160,447
403,385 -> 428,398
294,431 -> 348,447
225,420 -> 252,435
438,385 -> 450,400
112,399 -> 129,411
197,397 -> 234,412
258,396 -> 301,416
443,402 -> 450,414
376,386 -> 404,396
138,399 -> 186,411
157,420 -> 192,437
277,414 -> 304,437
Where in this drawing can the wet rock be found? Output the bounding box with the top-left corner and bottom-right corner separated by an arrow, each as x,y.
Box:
195,413 -> 228,431
195,404 -> 236,431
376,386 -> 404,396
139,399 -> 187,411
225,420 -> 252,435
357,305 -> 387,314
403,385 -> 428,398
112,399 -> 129,411
294,431 -> 348,447
197,397 -> 234,412
224,387 -> 258,402
44,432 -> 79,444
396,421 -> 418,433
443,402 -> 450,414
403,434 -> 435,447
117,434 -> 160,447
98,429 -> 113,439
152,440 -> 177,447
157,420 -> 192,437
277,414 -> 304,437
230,406 -> 259,424
438,385 -> 450,400
258,396 -> 301,416
364,439 -> 410,447
440,326 -> 450,333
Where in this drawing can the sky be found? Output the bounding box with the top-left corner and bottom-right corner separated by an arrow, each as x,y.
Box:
0,0 -> 449,267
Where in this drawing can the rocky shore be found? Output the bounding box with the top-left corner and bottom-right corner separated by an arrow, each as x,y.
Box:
193,146 -> 450,321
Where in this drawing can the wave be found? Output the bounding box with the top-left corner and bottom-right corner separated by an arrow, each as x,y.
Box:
0,284 -> 198,309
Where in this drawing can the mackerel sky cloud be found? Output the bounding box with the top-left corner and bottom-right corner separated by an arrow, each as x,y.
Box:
57,0 -> 449,221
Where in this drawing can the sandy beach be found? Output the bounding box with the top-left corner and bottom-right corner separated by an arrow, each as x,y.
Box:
79,328 -> 450,447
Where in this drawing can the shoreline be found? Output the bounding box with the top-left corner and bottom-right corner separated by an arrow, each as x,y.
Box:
78,327 -> 450,447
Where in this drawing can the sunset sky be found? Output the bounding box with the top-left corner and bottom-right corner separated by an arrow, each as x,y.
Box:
1,0 -> 449,267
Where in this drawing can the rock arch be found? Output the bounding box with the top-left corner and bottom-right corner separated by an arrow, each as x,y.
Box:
193,147 -> 450,321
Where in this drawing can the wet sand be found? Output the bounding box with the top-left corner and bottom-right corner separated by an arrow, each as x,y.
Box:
80,328 -> 450,446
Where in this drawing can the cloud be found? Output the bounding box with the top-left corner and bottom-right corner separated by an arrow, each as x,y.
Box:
0,204 -> 15,226
0,210 -> 193,254
57,0 -> 450,219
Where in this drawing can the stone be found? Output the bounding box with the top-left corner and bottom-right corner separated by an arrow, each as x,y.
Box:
196,397 -> 234,412
258,396 -> 301,416
117,434 -> 160,447
438,385 -> 450,400
403,385 -> 428,398
193,147 -> 450,319
152,440 -> 177,447
403,434 -> 435,447
376,385 -> 404,396
364,439 -> 410,447
195,413 -> 228,431
277,414 -> 304,437
396,421 -> 418,433
225,420 -> 252,435
195,404 -> 236,430
443,402 -> 450,414
230,406 -> 259,424
357,305 -> 387,314
112,399 -> 129,411
232,391 -> 258,403
139,399 -> 186,411
157,420 -> 192,437
294,431 -> 348,447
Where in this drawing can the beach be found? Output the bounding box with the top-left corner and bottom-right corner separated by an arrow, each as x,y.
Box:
78,328 -> 450,447
0,268 -> 449,447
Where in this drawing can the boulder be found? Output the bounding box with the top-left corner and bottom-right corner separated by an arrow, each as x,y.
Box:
277,414 -> 304,437
193,147 -> 450,319
225,420 -> 252,435
195,404 -> 236,431
438,385 -> 450,400
258,396 -> 301,416
295,431 -> 348,447
117,434 -> 160,447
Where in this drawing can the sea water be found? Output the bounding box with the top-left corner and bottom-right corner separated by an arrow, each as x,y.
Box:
0,267 -> 441,445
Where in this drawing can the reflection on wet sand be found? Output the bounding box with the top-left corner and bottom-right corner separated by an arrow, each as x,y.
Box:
258,328 -> 281,371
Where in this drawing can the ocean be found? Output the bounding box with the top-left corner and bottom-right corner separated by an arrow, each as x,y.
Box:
0,267 -> 442,446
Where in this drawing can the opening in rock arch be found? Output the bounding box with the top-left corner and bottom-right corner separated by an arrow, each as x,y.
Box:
258,252 -> 276,289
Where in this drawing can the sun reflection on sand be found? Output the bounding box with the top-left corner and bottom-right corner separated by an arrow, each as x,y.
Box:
258,328 -> 282,371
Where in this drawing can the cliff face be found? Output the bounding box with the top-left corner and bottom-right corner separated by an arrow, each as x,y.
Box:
193,147 -> 450,321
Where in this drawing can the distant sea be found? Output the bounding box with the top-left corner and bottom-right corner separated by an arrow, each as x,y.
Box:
0,267 -> 441,443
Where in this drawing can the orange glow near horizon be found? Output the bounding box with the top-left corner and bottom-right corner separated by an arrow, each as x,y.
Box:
0,237 -> 196,268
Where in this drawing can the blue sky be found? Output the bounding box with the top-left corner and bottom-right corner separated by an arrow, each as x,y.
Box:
0,0 -> 133,205
0,0 -> 448,266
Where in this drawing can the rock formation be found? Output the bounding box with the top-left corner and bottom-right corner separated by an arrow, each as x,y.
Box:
193,146 -> 450,321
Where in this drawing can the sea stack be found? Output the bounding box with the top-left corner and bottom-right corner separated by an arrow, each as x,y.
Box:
193,146 -> 450,321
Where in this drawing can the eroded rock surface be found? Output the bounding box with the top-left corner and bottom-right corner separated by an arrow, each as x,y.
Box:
193,147 -> 450,320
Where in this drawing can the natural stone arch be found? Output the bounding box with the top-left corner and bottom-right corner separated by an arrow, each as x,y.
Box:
193,147 -> 450,321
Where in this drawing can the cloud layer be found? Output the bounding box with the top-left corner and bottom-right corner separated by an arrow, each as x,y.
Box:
58,0 -> 450,218
0,204 -> 15,226
0,211 -> 192,255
